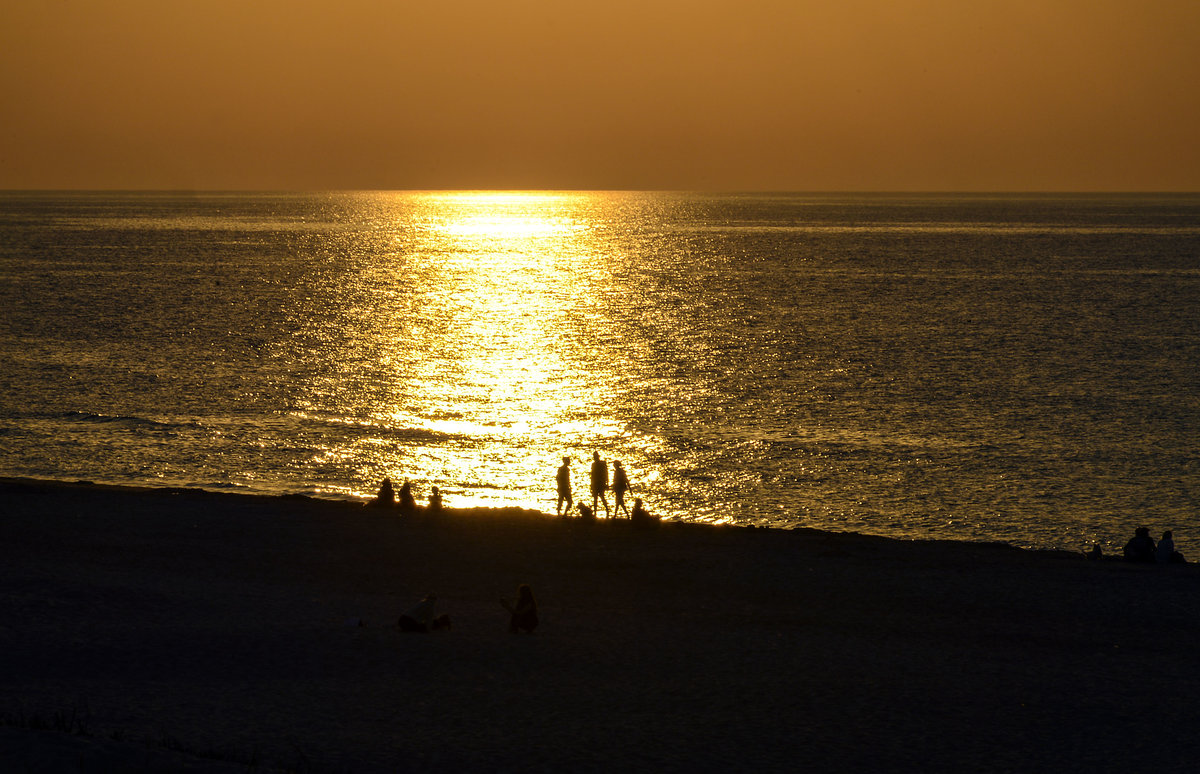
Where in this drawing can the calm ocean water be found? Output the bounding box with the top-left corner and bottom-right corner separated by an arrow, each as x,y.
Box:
2,191 -> 1199,553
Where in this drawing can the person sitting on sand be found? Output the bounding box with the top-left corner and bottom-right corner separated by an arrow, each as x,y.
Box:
613,461 -> 631,518
427,486 -> 443,515
1123,526 -> 1157,563
630,497 -> 657,528
398,480 -> 416,516
370,477 -> 396,508
1156,530 -> 1186,564
501,584 -> 538,633
398,594 -> 451,632
577,502 -> 595,521
556,456 -> 573,517
590,451 -> 610,518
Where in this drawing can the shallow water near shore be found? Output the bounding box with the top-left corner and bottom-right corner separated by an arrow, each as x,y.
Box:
2,191 -> 1199,552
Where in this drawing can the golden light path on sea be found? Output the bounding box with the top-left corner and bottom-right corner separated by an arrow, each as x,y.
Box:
308,191 -> 667,515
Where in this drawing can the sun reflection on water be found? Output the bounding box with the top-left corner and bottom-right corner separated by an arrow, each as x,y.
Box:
9,192 -> 1199,547
310,191 -> 651,514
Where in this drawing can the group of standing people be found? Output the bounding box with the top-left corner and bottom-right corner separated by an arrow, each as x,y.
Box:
369,451 -> 654,524
557,452 -> 653,523
557,452 -> 626,517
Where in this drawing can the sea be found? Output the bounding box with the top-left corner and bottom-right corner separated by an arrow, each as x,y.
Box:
2,191 -> 1199,554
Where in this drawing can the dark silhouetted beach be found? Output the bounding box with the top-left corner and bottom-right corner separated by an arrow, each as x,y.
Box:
3,478 -> 1200,772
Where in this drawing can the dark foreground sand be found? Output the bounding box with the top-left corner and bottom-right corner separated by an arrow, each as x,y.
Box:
3,478 -> 1200,773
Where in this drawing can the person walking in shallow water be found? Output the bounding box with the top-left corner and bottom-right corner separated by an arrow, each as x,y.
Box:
590,451 -> 610,518
556,456 -> 573,517
612,460 -> 631,518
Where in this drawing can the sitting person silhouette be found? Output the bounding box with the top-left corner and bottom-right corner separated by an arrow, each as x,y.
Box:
501,584 -> 538,633
398,480 -> 417,516
630,497 -> 658,528
577,502 -> 595,521
427,486 -> 443,515
1156,530 -> 1186,564
1122,526 -> 1157,563
370,477 -> 395,508
398,593 -> 451,632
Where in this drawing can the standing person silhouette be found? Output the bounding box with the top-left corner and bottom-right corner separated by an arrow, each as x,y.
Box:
612,460 -> 631,518
556,456 -> 573,517
590,451 -> 610,518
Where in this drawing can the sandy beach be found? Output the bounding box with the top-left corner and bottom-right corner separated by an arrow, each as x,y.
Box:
3,477 -> 1200,772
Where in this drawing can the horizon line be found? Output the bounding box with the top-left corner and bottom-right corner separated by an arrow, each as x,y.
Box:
3,188 -> 1199,196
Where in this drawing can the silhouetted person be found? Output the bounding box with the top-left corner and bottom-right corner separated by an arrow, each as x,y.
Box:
630,497 -> 658,529
398,480 -> 416,516
554,456 -> 573,516
427,486 -> 443,516
577,503 -> 595,521
590,451 -> 610,517
1157,530 -> 1186,564
556,456 -> 573,517
501,584 -> 538,633
398,594 -> 451,632
370,477 -> 395,508
613,460 -> 631,518
1087,543 -> 1103,561
1123,526 -> 1156,563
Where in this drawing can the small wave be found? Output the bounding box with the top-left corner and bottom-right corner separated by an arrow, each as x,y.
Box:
55,411 -> 187,430
186,480 -> 254,491
450,480 -> 509,492
287,412 -> 468,443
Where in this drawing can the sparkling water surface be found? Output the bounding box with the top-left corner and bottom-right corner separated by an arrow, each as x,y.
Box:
2,191 -> 1199,553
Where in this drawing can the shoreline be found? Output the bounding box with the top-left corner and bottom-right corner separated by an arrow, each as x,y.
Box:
0,475 -> 1086,554
4,476 -> 1200,772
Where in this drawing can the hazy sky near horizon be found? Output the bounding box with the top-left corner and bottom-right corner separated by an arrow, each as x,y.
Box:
2,0 -> 1198,191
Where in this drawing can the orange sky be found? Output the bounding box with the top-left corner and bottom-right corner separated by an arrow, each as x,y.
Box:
2,0 -> 1198,191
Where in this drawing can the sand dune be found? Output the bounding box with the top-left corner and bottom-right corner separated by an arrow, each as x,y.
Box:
3,478 -> 1199,772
